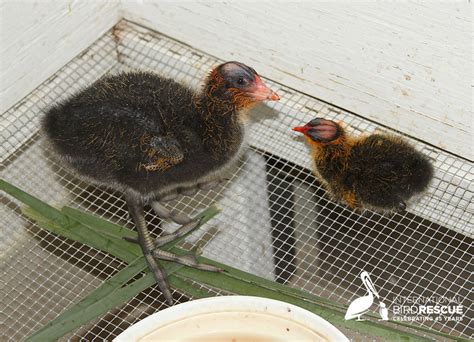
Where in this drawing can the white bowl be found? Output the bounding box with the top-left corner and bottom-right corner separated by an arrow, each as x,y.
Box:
114,296 -> 348,342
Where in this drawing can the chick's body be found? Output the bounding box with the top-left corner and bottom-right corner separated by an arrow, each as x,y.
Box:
44,71 -> 242,197
295,119 -> 433,211
42,62 -> 280,305
315,134 -> 433,210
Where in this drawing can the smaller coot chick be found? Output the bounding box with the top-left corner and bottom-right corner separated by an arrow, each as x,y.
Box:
293,118 -> 434,212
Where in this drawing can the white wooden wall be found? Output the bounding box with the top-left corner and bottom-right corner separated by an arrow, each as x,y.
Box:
0,1 -> 120,114
1,1 -> 472,160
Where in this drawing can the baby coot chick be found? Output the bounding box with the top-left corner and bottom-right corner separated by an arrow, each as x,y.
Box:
293,118 -> 433,212
42,61 -> 280,304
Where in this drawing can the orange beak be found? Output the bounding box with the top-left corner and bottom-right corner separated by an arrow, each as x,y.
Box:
248,76 -> 280,101
292,125 -> 311,135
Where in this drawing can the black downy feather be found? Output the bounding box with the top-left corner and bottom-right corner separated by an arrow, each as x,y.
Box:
42,70 -> 243,197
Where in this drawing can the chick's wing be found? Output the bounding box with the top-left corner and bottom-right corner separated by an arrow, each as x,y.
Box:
139,133 -> 184,172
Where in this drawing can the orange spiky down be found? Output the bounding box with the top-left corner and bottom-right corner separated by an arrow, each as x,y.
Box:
293,118 -> 434,212
205,68 -> 226,97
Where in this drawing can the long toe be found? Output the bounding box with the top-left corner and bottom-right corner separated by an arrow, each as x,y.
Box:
159,191 -> 179,202
153,248 -> 223,272
198,178 -> 227,191
151,202 -> 194,225
179,187 -> 199,196
154,219 -> 201,247
143,252 -> 174,305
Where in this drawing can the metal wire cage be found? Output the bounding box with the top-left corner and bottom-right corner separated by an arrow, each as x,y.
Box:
1,20 -> 472,340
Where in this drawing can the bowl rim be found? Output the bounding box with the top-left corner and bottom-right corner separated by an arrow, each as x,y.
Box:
114,295 -> 348,341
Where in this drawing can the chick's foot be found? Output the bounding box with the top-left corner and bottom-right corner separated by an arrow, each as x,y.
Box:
151,209 -> 221,273
126,195 -> 221,305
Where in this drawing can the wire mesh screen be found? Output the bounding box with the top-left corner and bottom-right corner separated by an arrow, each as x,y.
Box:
1,20 -> 472,340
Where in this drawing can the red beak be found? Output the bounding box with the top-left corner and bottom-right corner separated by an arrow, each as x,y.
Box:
292,125 -> 311,134
249,76 -> 280,101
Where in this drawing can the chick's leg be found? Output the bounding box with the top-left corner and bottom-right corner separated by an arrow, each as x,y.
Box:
125,193 -> 174,305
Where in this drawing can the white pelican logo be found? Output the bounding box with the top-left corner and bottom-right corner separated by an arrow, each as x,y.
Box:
345,271 -> 389,321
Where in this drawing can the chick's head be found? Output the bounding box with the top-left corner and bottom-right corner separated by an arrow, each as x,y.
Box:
293,118 -> 344,147
206,61 -> 280,109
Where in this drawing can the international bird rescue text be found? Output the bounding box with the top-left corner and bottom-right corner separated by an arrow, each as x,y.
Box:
345,271 -> 464,323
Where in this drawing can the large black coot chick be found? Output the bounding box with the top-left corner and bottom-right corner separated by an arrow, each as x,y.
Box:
42,61 -> 280,304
